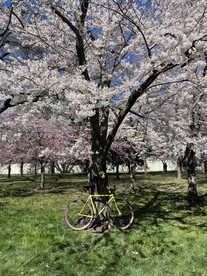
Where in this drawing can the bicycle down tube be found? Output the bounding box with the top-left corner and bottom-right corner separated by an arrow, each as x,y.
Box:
79,194 -> 121,218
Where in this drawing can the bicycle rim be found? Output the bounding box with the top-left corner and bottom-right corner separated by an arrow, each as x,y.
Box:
108,199 -> 134,230
65,200 -> 93,231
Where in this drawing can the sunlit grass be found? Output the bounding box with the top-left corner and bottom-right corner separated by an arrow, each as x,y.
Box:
0,172 -> 207,275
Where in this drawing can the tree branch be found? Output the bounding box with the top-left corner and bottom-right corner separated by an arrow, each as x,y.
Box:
80,0 -> 89,26
0,6 -> 13,48
111,1 -> 152,58
0,6 -> 13,38
51,3 -> 90,80
50,5 -> 78,35
0,98 -> 12,114
0,91 -> 49,115
12,10 -> 25,28
103,64 -> 176,156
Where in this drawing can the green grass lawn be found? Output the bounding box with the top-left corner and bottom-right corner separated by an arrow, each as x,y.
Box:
0,172 -> 207,276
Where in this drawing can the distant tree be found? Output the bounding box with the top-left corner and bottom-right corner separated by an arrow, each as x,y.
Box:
0,112 -> 90,188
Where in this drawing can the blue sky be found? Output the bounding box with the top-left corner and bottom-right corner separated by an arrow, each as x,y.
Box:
2,0 -> 12,6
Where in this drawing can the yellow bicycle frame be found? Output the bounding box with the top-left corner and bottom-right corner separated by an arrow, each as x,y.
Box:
78,194 -> 121,218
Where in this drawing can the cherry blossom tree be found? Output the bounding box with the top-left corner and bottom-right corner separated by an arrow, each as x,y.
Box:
0,0 -> 207,194
137,70 -> 207,198
0,110 -> 91,188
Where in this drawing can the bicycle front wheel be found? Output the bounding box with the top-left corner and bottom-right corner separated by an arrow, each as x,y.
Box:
65,200 -> 93,231
108,199 -> 134,230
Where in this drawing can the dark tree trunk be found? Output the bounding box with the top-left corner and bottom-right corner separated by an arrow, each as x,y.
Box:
34,164 -> 37,176
20,160 -> 24,177
40,161 -> 45,189
183,144 -> 197,201
88,103 -> 110,195
7,162 -> 11,179
88,152 -> 108,195
127,160 -> 131,175
200,153 -> 207,174
31,162 -> 38,176
129,161 -> 136,190
144,156 -> 148,174
163,161 -> 167,173
116,163 -> 120,180
129,150 -> 136,191
177,156 -> 183,179
50,161 -> 55,175
204,159 -> 207,174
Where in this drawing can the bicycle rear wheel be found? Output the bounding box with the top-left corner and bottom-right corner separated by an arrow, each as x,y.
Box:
108,199 -> 134,230
65,200 -> 93,231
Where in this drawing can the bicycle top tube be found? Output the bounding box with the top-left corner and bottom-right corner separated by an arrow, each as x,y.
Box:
90,194 -> 114,197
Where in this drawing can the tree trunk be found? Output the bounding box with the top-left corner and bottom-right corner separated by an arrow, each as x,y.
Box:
204,159 -> 207,174
33,163 -> 37,176
129,149 -> 136,190
116,163 -> 120,180
127,160 -> 131,175
40,163 -> 45,189
88,152 -> 108,195
20,160 -> 24,177
89,103 -> 110,195
50,161 -> 55,175
177,156 -> 183,179
184,144 -> 197,201
129,161 -> 136,190
200,153 -> 207,174
163,161 -> 167,173
143,156 -> 148,174
7,162 -> 11,179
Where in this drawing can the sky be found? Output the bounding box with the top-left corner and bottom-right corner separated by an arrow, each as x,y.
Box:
1,0 -> 12,6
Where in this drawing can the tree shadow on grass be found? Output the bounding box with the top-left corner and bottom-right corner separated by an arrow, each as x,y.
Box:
0,183 -> 85,197
0,186 -> 37,197
0,201 -> 9,207
1,173 -> 207,233
132,186 -> 207,231
0,174 -> 87,197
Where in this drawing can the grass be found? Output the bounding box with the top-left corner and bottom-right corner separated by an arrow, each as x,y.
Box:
0,172 -> 207,276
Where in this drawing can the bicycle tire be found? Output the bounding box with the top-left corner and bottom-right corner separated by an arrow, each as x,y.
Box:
107,198 -> 134,230
65,200 -> 93,231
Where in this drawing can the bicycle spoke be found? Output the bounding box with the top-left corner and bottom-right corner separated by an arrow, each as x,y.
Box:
65,200 -> 93,231
108,199 -> 134,230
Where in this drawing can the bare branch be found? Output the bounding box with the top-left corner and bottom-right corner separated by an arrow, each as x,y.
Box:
80,0 -> 89,26
0,95 -> 42,115
50,5 -> 78,34
12,10 -> 25,28
112,1 -> 152,58
51,3 -> 90,80
0,6 -> 13,38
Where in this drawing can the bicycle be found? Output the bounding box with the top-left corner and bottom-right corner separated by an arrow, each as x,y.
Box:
65,186 -> 134,231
